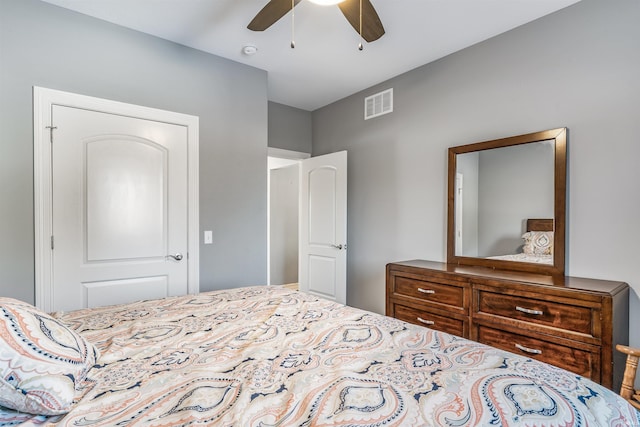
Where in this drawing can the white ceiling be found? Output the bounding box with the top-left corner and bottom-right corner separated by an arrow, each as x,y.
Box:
40,0 -> 581,111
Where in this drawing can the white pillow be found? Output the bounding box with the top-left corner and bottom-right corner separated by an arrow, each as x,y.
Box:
0,297 -> 99,415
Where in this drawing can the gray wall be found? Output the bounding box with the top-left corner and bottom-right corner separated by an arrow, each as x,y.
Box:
477,141 -> 554,256
270,164 -> 299,285
0,0 -> 268,303
312,0 -> 640,352
268,101 -> 313,153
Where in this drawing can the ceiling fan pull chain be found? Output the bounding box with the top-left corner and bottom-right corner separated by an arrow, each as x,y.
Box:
290,0 -> 296,48
358,0 -> 363,50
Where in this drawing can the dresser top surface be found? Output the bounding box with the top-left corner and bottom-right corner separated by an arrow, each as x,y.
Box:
388,260 -> 628,295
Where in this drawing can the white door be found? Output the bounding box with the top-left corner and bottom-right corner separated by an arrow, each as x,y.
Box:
299,151 -> 347,304
455,172 -> 463,254
50,105 -> 188,312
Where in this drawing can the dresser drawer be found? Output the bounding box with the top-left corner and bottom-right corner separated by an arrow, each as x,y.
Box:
476,289 -> 595,337
393,275 -> 465,309
477,325 -> 599,380
394,303 -> 466,337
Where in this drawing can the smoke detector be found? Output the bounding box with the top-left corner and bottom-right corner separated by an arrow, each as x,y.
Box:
242,45 -> 258,56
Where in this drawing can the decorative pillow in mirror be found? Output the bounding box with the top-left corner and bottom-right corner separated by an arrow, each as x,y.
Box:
0,297 -> 99,415
522,231 -> 553,255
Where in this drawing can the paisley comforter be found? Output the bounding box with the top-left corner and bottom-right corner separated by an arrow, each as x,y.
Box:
2,286 -> 639,426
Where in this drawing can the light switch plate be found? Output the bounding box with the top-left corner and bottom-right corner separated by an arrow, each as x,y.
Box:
204,230 -> 213,244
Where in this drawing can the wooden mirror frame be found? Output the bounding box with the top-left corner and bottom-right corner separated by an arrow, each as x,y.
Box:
447,128 -> 567,276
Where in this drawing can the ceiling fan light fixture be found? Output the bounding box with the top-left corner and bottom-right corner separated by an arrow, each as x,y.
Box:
247,0 -> 385,43
308,0 -> 345,5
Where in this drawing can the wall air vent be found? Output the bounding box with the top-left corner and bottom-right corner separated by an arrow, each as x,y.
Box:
364,88 -> 393,120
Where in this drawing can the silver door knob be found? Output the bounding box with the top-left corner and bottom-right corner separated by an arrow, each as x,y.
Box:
331,244 -> 347,250
167,253 -> 183,261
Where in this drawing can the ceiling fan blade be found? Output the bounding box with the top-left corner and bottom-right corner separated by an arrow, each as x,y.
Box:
338,0 -> 385,43
248,0 -> 302,31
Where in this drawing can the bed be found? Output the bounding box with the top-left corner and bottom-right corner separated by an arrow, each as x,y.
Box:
1,286 -> 639,426
488,219 -> 554,265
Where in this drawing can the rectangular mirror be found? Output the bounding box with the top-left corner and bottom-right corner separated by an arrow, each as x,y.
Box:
447,128 -> 567,275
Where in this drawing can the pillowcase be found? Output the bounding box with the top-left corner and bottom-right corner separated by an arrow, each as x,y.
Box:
0,297 -> 99,415
522,231 -> 553,256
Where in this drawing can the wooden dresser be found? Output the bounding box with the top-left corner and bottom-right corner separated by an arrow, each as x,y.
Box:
386,260 -> 630,391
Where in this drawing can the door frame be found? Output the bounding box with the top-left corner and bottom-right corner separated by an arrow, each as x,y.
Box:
33,87 -> 200,312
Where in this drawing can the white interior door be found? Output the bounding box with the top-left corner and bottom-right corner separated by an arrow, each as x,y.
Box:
299,151 -> 347,304
50,105 -> 188,312
455,172 -> 464,254
34,88 -> 199,313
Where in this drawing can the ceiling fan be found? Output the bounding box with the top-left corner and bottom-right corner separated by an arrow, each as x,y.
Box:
247,0 -> 385,43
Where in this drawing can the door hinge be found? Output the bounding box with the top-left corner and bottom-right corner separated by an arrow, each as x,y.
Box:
51,235 -> 54,250
45,125 -> 57,143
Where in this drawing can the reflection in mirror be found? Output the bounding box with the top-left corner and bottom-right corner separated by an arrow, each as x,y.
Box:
447,128 -> 566,275
455,140 -> 555,261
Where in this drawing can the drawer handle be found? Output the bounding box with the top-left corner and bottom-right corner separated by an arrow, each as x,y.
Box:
416,317 -> 435,326
515,306 -> 544,316
515,343 -> 542,355
417,288 -> 435,295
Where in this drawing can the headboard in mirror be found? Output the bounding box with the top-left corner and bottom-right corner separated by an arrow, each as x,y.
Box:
447,128 -> 567,275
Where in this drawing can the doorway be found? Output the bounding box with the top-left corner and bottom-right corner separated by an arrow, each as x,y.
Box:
267,149 -> 348,305
267,148 -> 309,287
